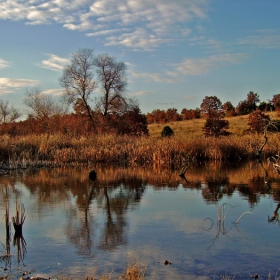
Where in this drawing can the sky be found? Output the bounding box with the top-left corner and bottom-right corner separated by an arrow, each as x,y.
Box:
0,0 -> 279,115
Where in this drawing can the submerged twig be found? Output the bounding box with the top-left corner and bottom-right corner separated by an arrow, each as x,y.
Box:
204,193 -> 253,248
201,218 -> 214,231
234,212 -> 253,224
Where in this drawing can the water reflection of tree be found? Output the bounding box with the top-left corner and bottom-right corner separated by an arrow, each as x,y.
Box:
236,160 -> 280,206
65,177 -> 100,256
25,168 -> 147,256
98,178 -> 145,251
236,177 -> 265,206
201,176 -> 233,203
1,161 -> 280,257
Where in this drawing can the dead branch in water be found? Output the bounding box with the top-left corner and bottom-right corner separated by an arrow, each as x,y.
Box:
268,155 -> 280,175
12,201 -> 26,235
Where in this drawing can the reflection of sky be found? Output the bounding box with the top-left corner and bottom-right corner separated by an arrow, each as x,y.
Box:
0,178 -> 280,279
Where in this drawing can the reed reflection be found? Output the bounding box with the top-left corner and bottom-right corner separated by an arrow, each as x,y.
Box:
0,186 -> 27,277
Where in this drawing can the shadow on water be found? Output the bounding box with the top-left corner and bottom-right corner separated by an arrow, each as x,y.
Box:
0,160 -> 279,279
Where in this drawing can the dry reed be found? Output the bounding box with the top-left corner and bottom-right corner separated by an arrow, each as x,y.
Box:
0,113 -> 280,168
0,131 -> 279,168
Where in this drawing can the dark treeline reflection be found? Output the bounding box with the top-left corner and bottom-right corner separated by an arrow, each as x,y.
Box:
2,160 -> 280,208
1,160 -> 280,257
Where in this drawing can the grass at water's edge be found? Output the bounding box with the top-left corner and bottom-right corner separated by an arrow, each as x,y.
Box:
0,132 -> 279,168
22,264 -> 280,280
67,263 -> 146,280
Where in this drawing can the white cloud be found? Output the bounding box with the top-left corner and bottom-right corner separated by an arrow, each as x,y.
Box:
238,29 -> 280,49
42,88 -> 64,96
132,53 -> 249,83
183,95 -> 199,100
171,53 -> 249,76
0,0 -> 210,50
0,58 -> 10,69
188,37 -> 225,52
131,70 -> 174,83
132,90 -> 151,96
105,28 -> 168,50
39,54 -> 70,71
86,28 -> 128,37
0,78 -> 39,95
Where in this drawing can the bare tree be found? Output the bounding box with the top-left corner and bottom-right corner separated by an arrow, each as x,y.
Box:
24,87 -> 66,120
59,48 -> 97,130
94,54 -> 127,116
0,100 -> 21,123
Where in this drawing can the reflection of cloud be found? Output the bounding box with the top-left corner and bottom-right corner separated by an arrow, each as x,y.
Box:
0,78 -> 39,95
129,209 -> 202,235
45,227 -> 65,243
0,58 -> 10,69
0,0 -> 209,50
39,54 -> 70,71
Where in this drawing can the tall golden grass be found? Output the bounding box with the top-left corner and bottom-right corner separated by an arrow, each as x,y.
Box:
0,132 -> 278,167
0,113 -> 279,168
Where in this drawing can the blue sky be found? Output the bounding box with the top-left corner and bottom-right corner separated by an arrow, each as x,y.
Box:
0,0 -> 279,115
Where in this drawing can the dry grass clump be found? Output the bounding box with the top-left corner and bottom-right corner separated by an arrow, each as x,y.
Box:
60,263 -> 145,280
119,263 -> 146,280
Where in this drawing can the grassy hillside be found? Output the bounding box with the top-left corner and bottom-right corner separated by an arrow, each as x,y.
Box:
148,111 -> 280,138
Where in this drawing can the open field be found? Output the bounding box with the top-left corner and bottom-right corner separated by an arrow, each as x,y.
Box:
148,111 -> 280,138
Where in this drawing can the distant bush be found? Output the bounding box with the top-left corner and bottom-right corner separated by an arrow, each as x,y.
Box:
203,118 -> 230,137
161,125 -> 174,137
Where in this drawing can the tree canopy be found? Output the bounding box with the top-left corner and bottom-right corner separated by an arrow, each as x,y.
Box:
200,96 -> 229,137
200,96 -> 223,118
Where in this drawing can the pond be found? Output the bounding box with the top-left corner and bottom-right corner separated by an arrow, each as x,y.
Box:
0,160 -> 280,280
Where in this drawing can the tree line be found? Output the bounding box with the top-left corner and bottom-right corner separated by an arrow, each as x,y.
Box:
146,91 -> 280,124
0,48 -> 279,137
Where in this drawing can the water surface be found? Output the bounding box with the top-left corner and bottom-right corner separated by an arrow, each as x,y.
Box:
0,161 -> 280,279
